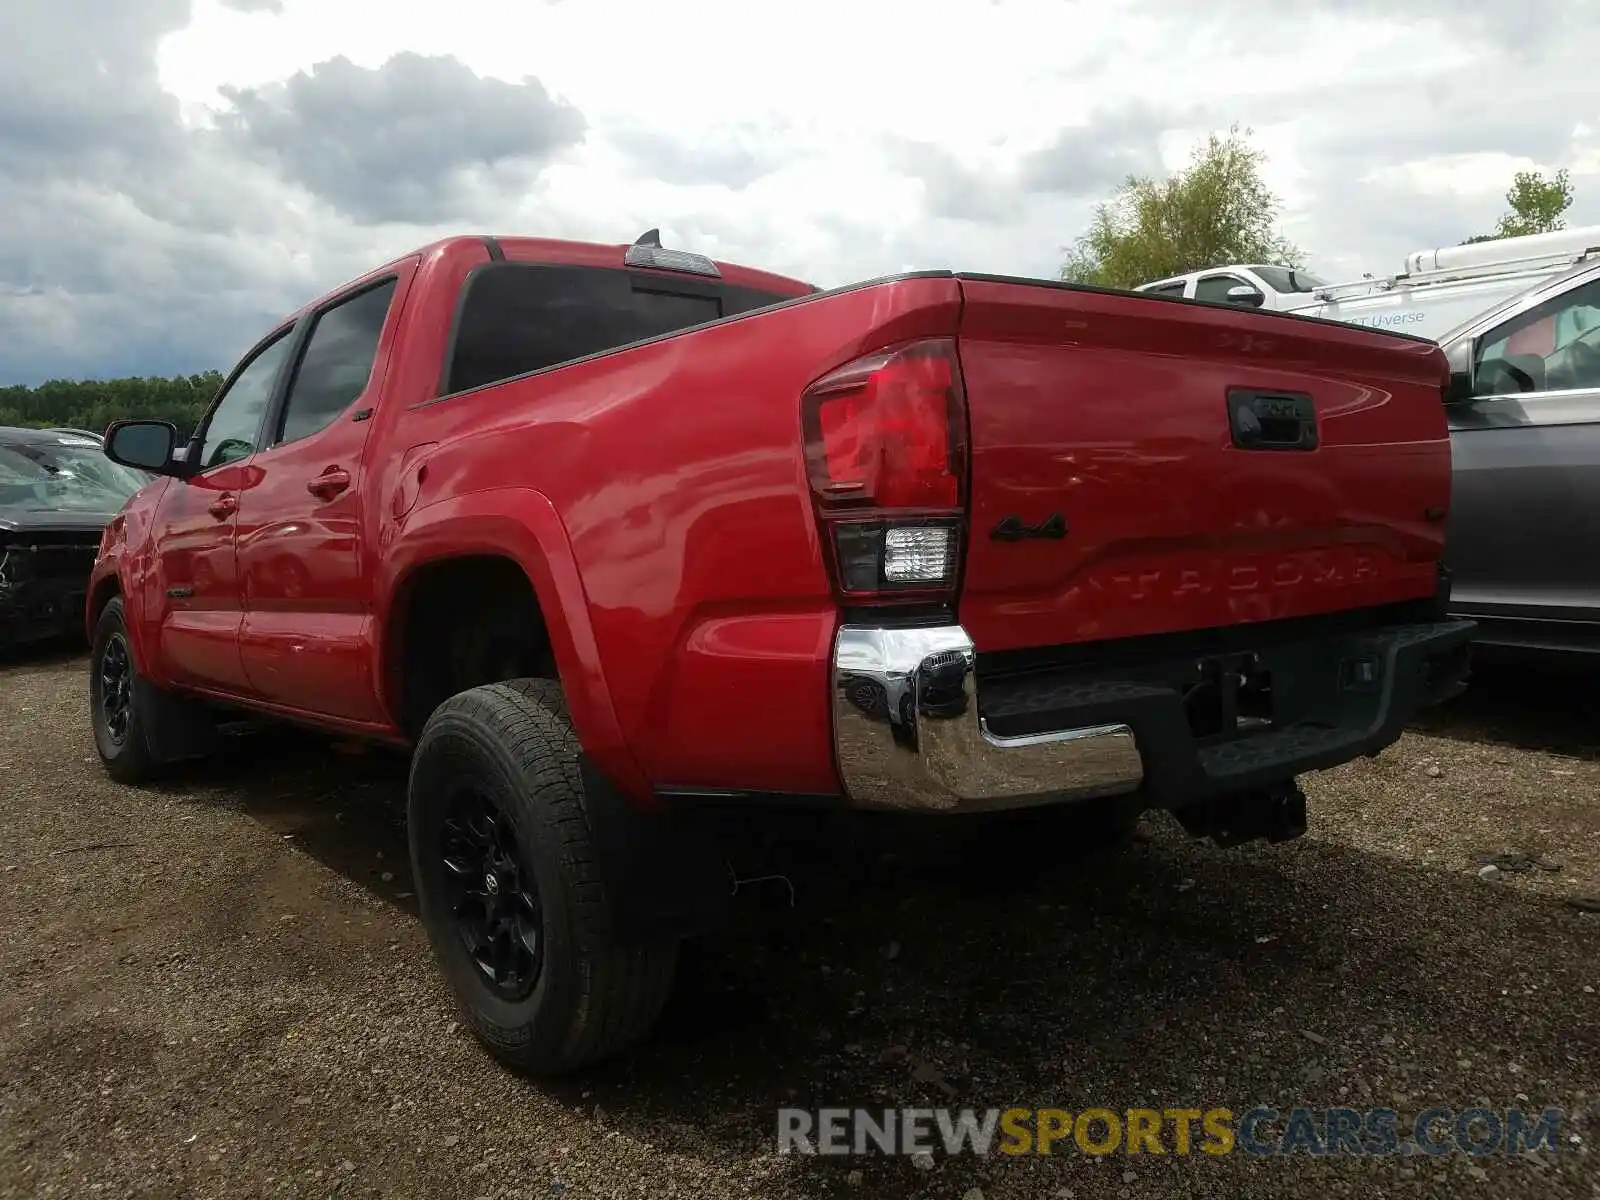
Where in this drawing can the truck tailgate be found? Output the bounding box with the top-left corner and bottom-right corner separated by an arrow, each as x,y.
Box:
954,276 -> 1451,654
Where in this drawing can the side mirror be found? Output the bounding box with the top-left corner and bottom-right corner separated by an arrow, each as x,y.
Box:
1226,284 -> 1266,308
1442,339 -> 1475,404
104,420 -> 183,476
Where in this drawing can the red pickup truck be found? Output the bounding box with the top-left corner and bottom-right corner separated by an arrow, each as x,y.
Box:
88,231 -> 1474,1074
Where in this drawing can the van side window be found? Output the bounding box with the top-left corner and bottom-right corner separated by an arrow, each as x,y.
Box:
1474,277 -> 1600,396
275,279 -> 398,446
443,264 -> 792,395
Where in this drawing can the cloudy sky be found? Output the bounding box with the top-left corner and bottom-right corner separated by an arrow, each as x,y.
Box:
4,0 -> 1597,385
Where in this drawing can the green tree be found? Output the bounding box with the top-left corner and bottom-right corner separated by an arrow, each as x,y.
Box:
1460,168 -> 1574,244
0,372 -> 223,441
1060,124 -> 1303,290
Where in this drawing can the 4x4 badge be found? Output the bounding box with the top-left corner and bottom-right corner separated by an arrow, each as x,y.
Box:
990,513 -> 1067,542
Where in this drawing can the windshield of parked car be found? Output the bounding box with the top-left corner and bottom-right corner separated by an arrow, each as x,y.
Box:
0,437 -> 149,512
1250,266 -> 1329,293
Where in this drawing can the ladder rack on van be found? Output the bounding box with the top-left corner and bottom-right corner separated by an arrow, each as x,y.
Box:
1132,223 -> 1600,340
1311,248 -> 1600,301
1310,225 -> 1600,302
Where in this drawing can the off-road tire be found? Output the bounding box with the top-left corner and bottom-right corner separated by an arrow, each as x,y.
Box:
89,597 -> 161,785
408,678 -> 678,1075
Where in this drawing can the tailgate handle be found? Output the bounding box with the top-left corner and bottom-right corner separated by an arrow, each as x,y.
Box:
1227,388 -> 1318,451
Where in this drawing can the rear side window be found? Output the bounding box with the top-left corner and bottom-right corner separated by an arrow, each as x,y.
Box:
276,278 -> 398,446
443,264 -> 791,395
1143,282 -> 1187,299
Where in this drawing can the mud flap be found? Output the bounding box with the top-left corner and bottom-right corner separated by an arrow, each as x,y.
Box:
578,758 -> 732,943
137,680 -> 223,764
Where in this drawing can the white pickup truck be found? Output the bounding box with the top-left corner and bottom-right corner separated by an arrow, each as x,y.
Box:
1137,225 -> 1600,343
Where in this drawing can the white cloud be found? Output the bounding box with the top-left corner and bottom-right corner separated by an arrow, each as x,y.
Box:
0,0 -> 1596,382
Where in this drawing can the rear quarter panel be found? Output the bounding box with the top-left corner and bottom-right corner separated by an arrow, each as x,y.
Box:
388,275 -> 962,796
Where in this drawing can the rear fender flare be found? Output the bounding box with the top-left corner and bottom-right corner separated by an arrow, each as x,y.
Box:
379,486 -> 649,800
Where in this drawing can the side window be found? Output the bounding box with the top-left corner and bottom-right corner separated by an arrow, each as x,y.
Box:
443,264 -> 792,395
1195,274 -> 1261,305
199,331 -> 296,470
275,279 -> 397,446
1144,282 -> 1188,299
1474,277 -> 1600,397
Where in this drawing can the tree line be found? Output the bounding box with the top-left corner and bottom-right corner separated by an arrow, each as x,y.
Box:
1060,123 -> 1581,290
0,373 -> 222,440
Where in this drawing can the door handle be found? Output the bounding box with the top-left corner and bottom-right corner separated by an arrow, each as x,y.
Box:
208,493 -> 238,519
307,467 -> 352,501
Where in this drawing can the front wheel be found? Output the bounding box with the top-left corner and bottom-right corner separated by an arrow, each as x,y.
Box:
89,597 -> 160,785
407,678 -> 678,1075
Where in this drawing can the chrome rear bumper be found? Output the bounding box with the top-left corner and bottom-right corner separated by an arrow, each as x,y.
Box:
831,624 -> 1144,812
831,616 -> 1477,814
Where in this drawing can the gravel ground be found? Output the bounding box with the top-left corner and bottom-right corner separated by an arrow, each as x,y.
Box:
1,648 -> 1597,1199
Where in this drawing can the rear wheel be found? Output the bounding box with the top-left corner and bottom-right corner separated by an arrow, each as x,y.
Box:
89,598 -> 160,785
408,678 -> 678,1075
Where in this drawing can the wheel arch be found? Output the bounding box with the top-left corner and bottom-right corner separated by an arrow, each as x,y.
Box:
87,571 -> 122,632
84,559 -> 163,677
377,487 -> 649,800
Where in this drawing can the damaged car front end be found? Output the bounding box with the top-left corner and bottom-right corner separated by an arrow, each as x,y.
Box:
0,429 -> 150,650
0,522 -> 108,648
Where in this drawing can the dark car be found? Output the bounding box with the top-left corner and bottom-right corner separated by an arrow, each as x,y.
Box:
0,426 -> 153,649
1439,256 -> 1600,656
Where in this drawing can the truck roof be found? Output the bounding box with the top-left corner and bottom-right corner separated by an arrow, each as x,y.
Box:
286,234 -> 819,329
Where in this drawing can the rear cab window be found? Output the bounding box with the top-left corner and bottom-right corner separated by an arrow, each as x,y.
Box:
442,264 -> 797,396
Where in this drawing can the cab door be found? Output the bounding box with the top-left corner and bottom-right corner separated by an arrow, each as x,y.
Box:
155,327 -> 296,693
1444,267 -> 1600,648
234,268 -> 412,722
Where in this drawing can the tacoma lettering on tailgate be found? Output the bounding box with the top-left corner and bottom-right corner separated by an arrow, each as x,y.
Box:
1087,546 -> 1386,604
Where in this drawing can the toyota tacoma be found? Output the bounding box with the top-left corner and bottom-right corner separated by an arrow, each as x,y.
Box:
85,231 -> 1474,1074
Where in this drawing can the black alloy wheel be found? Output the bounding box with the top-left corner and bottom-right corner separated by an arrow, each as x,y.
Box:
441,786 -> 544,1000
97,631 -> 134,747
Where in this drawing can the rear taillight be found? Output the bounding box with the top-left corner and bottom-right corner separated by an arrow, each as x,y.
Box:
801,338 -> 969,603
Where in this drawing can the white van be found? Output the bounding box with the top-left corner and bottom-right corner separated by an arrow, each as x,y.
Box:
1136,225 -> 1600,343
